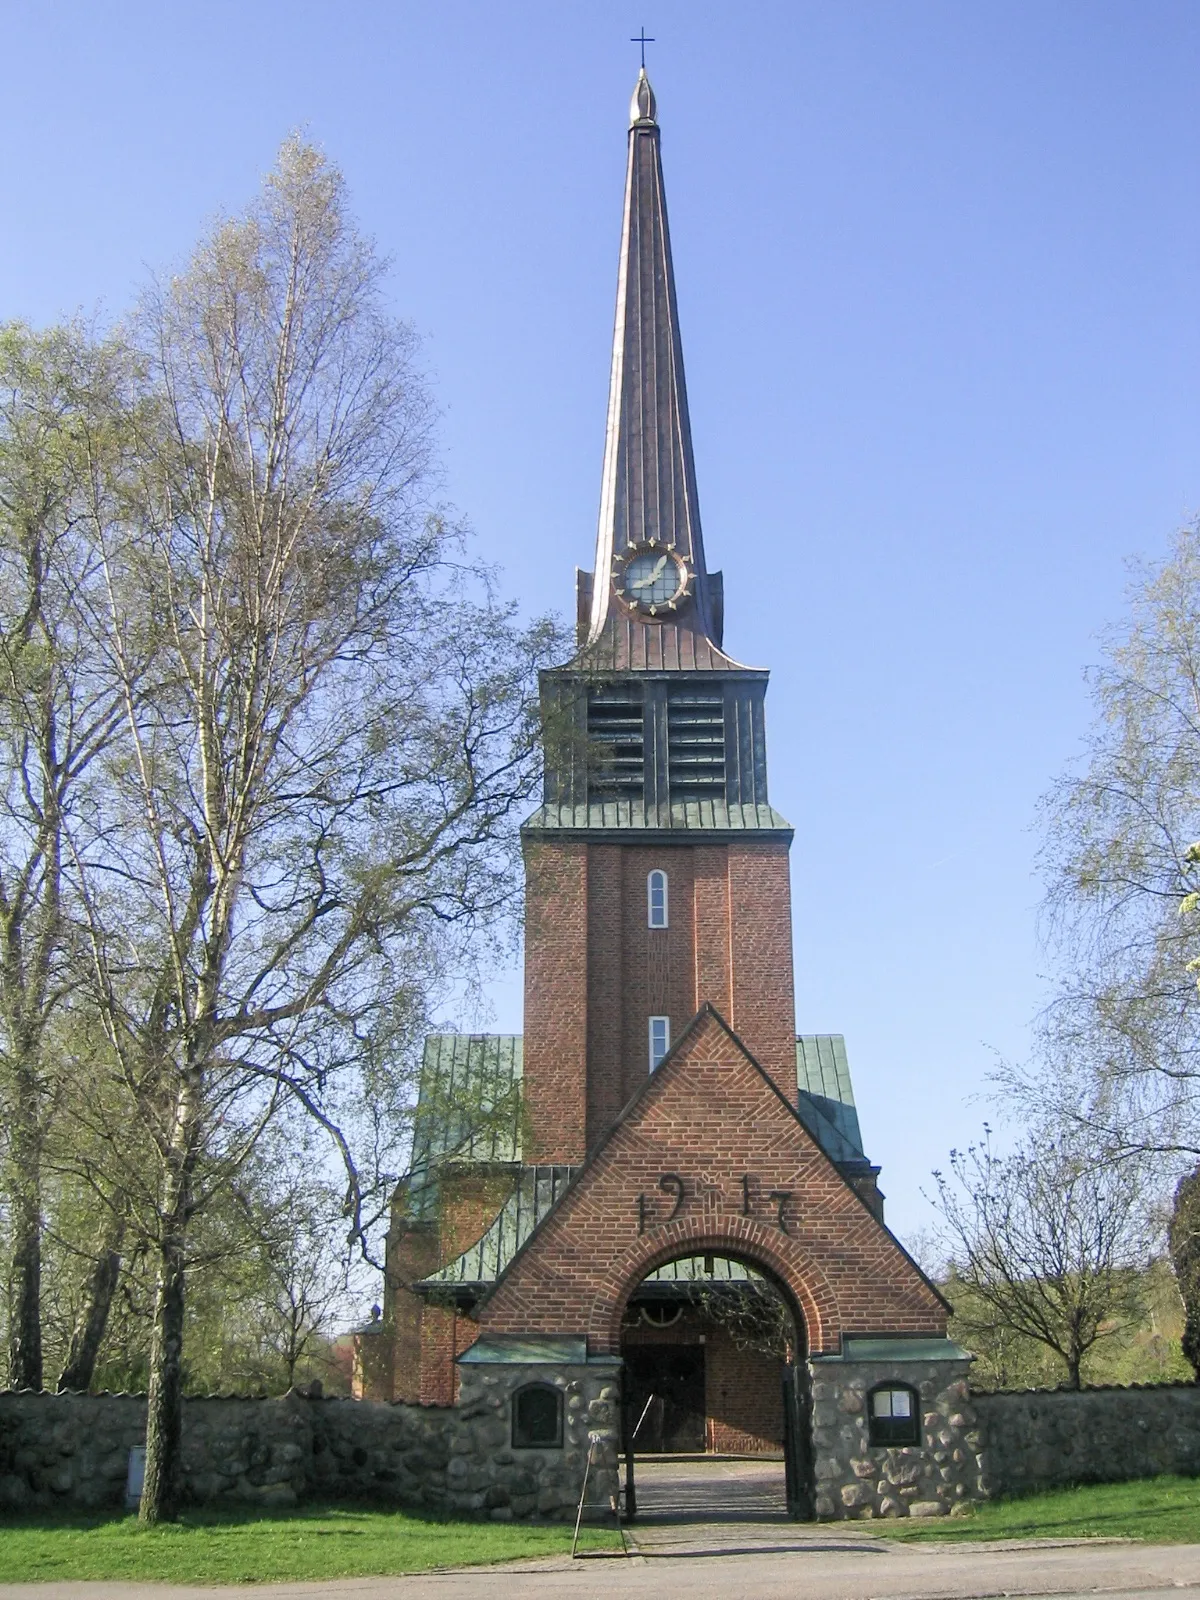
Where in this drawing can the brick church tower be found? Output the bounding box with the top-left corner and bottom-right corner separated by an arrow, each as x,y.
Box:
521,65 -> 823,1169
361,74 -> 968,1514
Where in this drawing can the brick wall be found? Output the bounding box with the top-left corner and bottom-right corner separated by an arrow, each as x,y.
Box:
522,839 -> 589,1162
479,1009 -> 945,1358
378,1216 -> 437,1402
382,1173 -> 514,1405
692,845 -> 732,1016
705,1328 -> 785,1454
524,835 -> 799,1159
586,845 -> 625,1140
726,840 -> 797,1100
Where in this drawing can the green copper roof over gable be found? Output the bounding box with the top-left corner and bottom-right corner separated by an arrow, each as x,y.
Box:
419,1164 -> 578,1288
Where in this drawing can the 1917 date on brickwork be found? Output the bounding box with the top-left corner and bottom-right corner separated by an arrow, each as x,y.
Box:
636,1173 -> 794,1234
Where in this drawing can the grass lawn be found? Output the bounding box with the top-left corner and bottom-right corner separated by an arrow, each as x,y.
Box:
874,1475 -> 1200,1543
0,1503 -> 621,1585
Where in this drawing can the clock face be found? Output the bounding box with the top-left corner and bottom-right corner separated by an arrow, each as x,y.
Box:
619,547 -> 689,613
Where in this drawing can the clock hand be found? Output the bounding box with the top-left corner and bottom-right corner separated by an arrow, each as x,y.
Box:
631,554 -> 669,590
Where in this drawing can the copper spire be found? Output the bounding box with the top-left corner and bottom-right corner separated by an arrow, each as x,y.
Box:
585,71 -> 724,658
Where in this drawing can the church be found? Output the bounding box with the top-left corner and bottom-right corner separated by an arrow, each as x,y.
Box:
357,70 -> 977,1522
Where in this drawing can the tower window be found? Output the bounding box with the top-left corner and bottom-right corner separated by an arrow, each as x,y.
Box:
667,688 -> 725,800
647,870 -> 668,928
587,687 -> 644,799
649,1016 -> 670,1071
867,1384 -> 920,1447
512,1383 -> 563,1449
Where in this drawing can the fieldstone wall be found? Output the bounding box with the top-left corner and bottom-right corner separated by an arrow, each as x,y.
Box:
0,1361 -> 621,1522
0,1391 -> 321,1512
810,1358 -> 982,1520
449,1361 -> 621,1521
973,1382 -> 1200,1497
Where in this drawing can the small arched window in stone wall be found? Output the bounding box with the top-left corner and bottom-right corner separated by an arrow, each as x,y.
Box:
867,1383 -> 920,1447
512,1383 -> 564,1449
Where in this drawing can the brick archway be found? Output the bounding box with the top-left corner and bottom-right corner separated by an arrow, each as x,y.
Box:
586,1214 -> 838,1356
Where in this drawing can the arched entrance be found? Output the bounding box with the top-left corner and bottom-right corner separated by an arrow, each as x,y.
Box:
614,1244 -> 815,1521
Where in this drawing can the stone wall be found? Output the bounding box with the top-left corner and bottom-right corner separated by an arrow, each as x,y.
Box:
452,1361 -> 620,1520
973,1383 -> 1200,1498
0,1360 -> 621,1522
811,1358 -> 982,1520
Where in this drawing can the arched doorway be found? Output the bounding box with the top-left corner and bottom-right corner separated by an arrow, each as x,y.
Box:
617,1247 -> 815,1521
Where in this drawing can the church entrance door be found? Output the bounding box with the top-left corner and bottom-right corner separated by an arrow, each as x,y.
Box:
623,1344 -> 706,1453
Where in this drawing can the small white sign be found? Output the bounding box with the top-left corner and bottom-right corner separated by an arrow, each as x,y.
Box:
125,1446 -> 146,1509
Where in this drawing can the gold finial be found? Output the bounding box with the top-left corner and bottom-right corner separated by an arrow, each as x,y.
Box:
630,67 -> 657,126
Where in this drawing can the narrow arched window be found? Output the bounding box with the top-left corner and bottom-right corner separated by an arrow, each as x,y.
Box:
649,1015 -> 670,1071
512,1383 -> 563,1449
867,1383 -> 920,1447
647,870 -> 668,928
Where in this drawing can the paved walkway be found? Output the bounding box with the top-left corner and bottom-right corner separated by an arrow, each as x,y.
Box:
4,1461 -> 1200,1600
628,1454 -> 789,1522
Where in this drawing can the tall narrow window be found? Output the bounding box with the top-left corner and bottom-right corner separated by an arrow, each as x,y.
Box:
647,870 -> 668,928
649,1016 -> 670,1071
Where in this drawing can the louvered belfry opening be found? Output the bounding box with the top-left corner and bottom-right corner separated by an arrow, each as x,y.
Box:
667,686 -> 726,800
587,685 -> 645,799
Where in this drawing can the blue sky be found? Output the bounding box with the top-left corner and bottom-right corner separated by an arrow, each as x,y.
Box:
4,2 -> 1200,1246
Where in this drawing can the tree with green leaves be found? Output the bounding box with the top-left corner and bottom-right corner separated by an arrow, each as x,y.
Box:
63,136 -> 556,1522
0,325 -> 128,1390
1168,1162 -> 1200,1378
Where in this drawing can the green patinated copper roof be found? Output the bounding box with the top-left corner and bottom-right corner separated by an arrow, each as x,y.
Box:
419,1165 -> 579,1287
523,798 -> 792,835
411,1034 -> 523,1167
796,1034 -> 867,1165
814,1337 -> 971,1364
457,1335 -> 592,1364
405,1034 -> 523,1221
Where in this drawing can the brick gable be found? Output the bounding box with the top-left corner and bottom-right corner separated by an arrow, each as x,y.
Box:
478,1006 -> 945,1357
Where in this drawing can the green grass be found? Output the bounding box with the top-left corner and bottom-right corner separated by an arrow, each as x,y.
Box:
0,1503 -> 621,1585
874,1474 -> 1200,1543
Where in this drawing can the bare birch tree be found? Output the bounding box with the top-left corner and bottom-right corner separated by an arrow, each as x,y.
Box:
69,137 -> 556,1521
932,1126 -> 1149,1388
1034,522 -> 1200,1159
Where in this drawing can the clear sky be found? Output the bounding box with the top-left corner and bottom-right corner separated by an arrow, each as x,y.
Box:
4,1 -> 1199,1248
